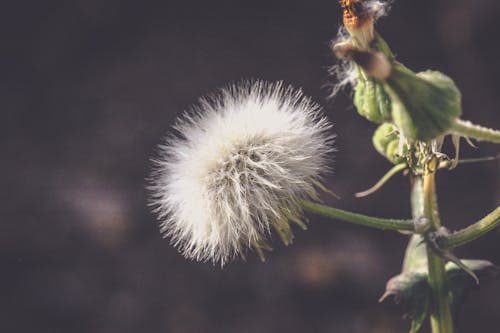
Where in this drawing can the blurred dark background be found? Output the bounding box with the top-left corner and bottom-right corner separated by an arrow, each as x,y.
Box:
2,0 -> 499,332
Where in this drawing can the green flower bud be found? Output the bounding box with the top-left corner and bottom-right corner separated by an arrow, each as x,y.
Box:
336,46 -> 463,142
334,33 -> 395,124
385,67 -> 463,142
354,68 -> 392,124
373,123 -> 405,164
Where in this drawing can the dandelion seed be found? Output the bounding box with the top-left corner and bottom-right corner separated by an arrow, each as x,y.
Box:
148,81 -> 334,265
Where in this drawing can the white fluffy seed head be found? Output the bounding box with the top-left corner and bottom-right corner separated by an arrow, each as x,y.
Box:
149,81 -> 334,266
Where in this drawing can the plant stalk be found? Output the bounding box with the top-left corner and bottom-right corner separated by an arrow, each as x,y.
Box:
420,165 -> 454,333
301,200 -> 414,232
451,119 -> 500,143
405,177 -> 428,272
440,206 -> 500,249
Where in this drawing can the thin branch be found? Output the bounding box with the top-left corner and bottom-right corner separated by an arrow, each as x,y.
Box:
451,119 -> 500,143
440,206 -> 500,249
301,200 -> 415,232
439,155 -> 500,169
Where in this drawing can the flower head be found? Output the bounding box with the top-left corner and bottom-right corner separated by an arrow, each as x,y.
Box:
149,81 -> 334,265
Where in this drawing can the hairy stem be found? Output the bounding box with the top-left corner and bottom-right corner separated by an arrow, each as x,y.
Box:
421,168 -> 454,333
440,206 -> 500,249
451,119 -> 500,143
301,200 -> 415,232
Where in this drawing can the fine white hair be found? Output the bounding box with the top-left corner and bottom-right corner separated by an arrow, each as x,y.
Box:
328,27 -> 358,98
365,0 -> 393,20
149,81 -> 334,265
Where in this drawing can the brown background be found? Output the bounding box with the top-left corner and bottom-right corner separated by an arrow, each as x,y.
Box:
2,0 -> 499,332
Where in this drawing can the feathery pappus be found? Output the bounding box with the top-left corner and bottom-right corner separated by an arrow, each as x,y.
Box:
149,81 -> 334,266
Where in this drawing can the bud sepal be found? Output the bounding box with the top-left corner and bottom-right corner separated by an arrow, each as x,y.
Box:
386,67 -> 463,142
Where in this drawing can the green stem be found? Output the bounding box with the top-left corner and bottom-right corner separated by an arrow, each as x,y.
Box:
301,200 -> 414,232
439,155 -> 500,170
440,206 -> 500,249
403,177 -> 428,273
451,119 -> 500,143
427,249 -> 453,333
422,168 -> 454,333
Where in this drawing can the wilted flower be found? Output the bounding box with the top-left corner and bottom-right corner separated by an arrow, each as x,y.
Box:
331,1 -> 394,120
149,81 -> 334,265
340,0 -> 391,48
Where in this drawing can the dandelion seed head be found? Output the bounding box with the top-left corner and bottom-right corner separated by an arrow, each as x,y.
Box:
149,81 -> 334,265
